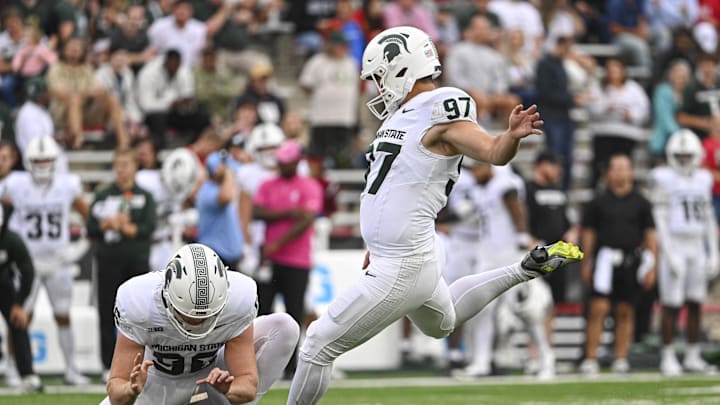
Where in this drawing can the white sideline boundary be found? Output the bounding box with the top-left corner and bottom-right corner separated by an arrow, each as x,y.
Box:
0,373 -> 717,396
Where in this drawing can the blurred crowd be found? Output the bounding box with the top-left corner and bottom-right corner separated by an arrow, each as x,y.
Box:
2,0 -> 720,387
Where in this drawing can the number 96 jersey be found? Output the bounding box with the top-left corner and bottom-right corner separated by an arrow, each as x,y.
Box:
650,166 -> 713,236
361,87 -> 477,258
114,271 -> 257,379
4,172 -> 82,257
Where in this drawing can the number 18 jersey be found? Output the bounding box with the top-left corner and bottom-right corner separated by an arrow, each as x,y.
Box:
650,166 -> 713,236
361,87 -> 478,257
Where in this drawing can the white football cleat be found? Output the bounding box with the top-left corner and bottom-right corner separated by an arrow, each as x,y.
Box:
21,374 -> 43,393
452,363 -> 491,379
683,354 -> 717,375
579,358 -> 599,376
4,362 -> 22,388
660,353 -> 683,377
611,358 -> 630,374
64,370 -> 91,385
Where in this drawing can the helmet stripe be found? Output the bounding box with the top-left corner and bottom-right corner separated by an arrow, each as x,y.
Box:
189,245 -> 209,310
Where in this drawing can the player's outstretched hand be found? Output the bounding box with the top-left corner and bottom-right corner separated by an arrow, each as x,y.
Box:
130,352 -> 153,395
196,368 -> 235,395
507,104 -> 543,140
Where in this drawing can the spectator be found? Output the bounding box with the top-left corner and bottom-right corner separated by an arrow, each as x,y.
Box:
453,0 -> 501,32
196,149 -> 244,267
0,203 -> 41,392
541,0 -> 586,51
0,8 -> 26,107
649,60 -> 692,159
188,127 -> 226,165
95,49 -> 144,138
253,139 -> 322,374
525,150 -> 576,303
109,4 -> 155,75
606,0 -> 652,71
652,27 -> 699,88
383,0 -> 439,41
535,35 -> 590,190
299,31 -> 359,169
134,137 -> 159,170
693,20 -> 718,55
307,155 -> 339,218
504,29 -> 536,107
86,148 -> 156,381
353,0 -> 385,43
573,0 -> 610,43
283,111 -> 309,146
227,99 -> 259,143
645,0 -> 699,52
489,0 -> 545,61
52,0 -> 89,42
46,37 -> 129,149
579,154 -> 657,375
232,62 -> 285,125
446,14 -> 519,125
137,50 -> 209,147
326,0 -> 366,68
192,0 -> 271,77
435,4 -> 461,52
0,101 -> 14,142
287,0 -> 338,56
194,46 -> 237,122
148,0 -> 219,68
677,52 -> 720,138
0,142 -> 19,194
702,116 -> 720,221
700,0 -> 720,25
12,25 -> 56,80
10,0 -> 54,39
587,57 -> 650,186
14,77 -> 53,155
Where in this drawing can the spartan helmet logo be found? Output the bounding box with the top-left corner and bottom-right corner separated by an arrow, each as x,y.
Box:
379,33 -> 410,64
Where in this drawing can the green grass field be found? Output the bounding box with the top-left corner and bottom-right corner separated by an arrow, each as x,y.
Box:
0,375 -> 719,405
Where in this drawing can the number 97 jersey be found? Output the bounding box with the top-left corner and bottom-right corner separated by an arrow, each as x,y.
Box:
361,87 -> 477,258
4,172 -> 82,256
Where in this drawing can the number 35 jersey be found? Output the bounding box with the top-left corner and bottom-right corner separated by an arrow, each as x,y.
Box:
361,87 -> 477,257
5,172 -> 82,257
650,166 -> 713,237
114,271 -> 257,378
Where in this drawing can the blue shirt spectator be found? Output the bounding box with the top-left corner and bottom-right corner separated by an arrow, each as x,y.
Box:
650,60 -> 692,156
606,0 -> 652,69
607,0 -> 645,29
196,151 -> 244,265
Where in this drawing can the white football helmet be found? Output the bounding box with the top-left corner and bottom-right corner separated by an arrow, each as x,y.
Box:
162,243 -> 229,339
247,123 -> 285,169
161,148 -> 200,202
666,129 -> 703,176
361,26 -> 441,120
24,136 -> 61,184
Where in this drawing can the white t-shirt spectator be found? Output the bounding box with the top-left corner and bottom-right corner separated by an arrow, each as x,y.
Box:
136,57 -> 194,114
299,53 -> 359,127
95,63 -> 143,122
148,16 -> 206,67
15,101 -> 54,154
489,0 -> 544,55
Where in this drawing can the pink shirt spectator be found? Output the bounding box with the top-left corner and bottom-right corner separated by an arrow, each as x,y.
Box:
383,1 -> 439,40
254,175 -> 323,269
12,45 -> 57,77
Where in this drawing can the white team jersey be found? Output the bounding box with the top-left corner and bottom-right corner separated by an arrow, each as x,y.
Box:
114,271 -> 257,378
651,166 -> 713,237
361,87 -> 477,257
447,168 -> 481,239
136,169 -> 179,241
472,167 -> 524,254
5,172 -> 82,257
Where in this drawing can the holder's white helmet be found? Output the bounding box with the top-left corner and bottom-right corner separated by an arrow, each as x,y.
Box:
666,129 -> 703,176
161,148 -> 200,202
162,243 -> 229,340
24,136 -> 61,184
361,26 -> 441,120
248,123 -> 285,169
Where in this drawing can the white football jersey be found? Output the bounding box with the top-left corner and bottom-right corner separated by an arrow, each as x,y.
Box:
5,172 -> 82,256
651,166 -> 713,236
472,167 -> 524,254
361,87 -> 477,257
114,271 -> 257,378
447,168 -> 481,239
136,169 -> 180,241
